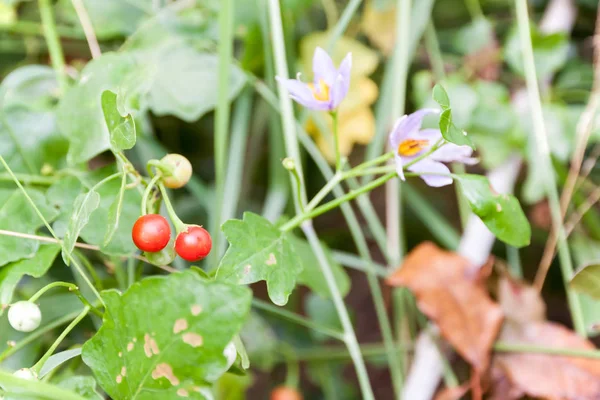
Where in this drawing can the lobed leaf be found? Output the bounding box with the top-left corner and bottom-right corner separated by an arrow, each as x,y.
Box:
101,90 -> 136,152
216,212 -> 303,306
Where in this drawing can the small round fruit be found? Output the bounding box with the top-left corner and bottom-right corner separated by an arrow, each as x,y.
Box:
160,154 -> 192,189
8,301 -> 41,332
175,225 -> 212,262
132,214 -> 171,253
271,386 -> 303,400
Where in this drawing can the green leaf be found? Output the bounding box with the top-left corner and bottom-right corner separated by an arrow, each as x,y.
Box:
454,175 -> 531,247
504,25 -> 569,82
432,84 -> 450,110
58,53 -> 137,165
0,66 -> 69,174
0,188 -> 58,266
57,376 -> 103,400
145,45 -> 246,122
0,244 -> 60,308
214,373 -> 251,400
101,90 -> 136,152
39,348 -> 82,378
571,262 -> 600,300
291,236 -> 350,298
216,212 -> 303,306
80,177 -> 142,256
62,190 -> 101,265
57,0 -> 148,39
451,18 -> 494,55
432,85 -> 475,149
239,312 -> 277,371
0,370 -> 88,400
103,173 -> 128,247
82,271 -> 252,400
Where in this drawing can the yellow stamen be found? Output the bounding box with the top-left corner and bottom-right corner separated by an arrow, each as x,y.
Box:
398,139 -> 429,156
308,79 -> 330,102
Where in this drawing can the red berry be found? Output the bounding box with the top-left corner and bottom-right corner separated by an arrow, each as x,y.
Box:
271,386 -> 303,400
175,225 -> 212,261
132,214 -> 171,253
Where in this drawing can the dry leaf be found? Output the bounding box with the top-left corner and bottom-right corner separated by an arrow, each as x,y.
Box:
497,275 -> 546,324
493,277 -> 600,400
386,242 -> 504,372
434,383 -> 470,400
495,322 -> 600,400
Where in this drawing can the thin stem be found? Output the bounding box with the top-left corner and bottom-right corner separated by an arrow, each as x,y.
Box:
331,111 -> 342,171
252,299 -> 345,341
514,0 -> 585,335
38,0 -> 68,93
71,0 -> 101,59
31,306 -> 90,374
325,0 -> 362,52
306,172 -> 342,211
286,341 -> 413,362
506,245 -> 523,279
0,172 -> 57,185
493,342 -> 600,359
157,183 -> 186,233
0,156 -> 104,306
211,0 -> 235,266
424,22 -> 446,81
141,175 -> 161,215
28,281 -> 102,317
303,223 -> 375,400
332,250 -> 388,277
282,173 -> 396,231
127,256 -> 136,288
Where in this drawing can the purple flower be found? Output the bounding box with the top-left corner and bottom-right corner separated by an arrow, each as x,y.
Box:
389,109 -> 477,187
276,47 -> 352,111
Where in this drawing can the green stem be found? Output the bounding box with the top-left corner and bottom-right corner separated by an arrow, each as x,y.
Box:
0,172 -> 57,185
0,20 -> 82,39
493,342 -> 600,358
141,175 -> 161,215
0,156 -> 104,306
282,173 -> 396,232
0,369 -> 88,400
424,22 -> 446,81
465,0 -> 484,19
514,0 -> 585,336
31,306 -> 90,374
252,299 -> 345,341
212,0 -> 235,266
0,309 -> 84,362
332,251 -> 388,277
506,245 -> 523,279
28,281 -> 102,317
331,111 -> 342,171
157,183 -> 186,233
286,341 -> 413,362
38,0 -> 68,93
325,0 -> 362,52
127,256 -> 136,288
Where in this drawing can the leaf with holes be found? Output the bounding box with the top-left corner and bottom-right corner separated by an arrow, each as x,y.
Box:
101,90 -> 136,152
82,271 -> 252,400
0,188 -> 58,266
216,212 -> 303,306
454,174 -> 531,247
0,243 -> 60,309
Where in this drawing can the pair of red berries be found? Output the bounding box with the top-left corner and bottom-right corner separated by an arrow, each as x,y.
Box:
132,214 -> 211,262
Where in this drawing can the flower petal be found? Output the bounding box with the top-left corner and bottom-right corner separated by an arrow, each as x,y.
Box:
330,53 -> 352,109
399,109 -> 440,137
431,143 -> 478,165
276,77 -> 331,111
313,47 -> 337,86
407,158 -> 452,187
394,154 -> 406,181
411,128 -> 442,142
388,115 -> 408,149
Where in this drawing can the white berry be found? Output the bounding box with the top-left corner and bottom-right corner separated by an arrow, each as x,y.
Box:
8,301 -> 41,332
223,341 -> 237,370
13,368 -> 37,380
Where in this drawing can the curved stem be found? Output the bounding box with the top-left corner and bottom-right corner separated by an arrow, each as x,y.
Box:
31,306 -> 90,374
331,111 -> 342,171
157,183 -> 186,233
141,175 -> 161,215
28,281 -> 102,317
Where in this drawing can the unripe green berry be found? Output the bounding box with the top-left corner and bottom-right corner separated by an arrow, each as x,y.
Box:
160,154 -> 192,189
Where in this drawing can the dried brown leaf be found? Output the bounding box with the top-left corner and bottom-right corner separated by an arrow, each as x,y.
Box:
498,275 -> 546,324
386,242 -> 503,371
495,321 -> 600,400
434,383 -> 469,400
